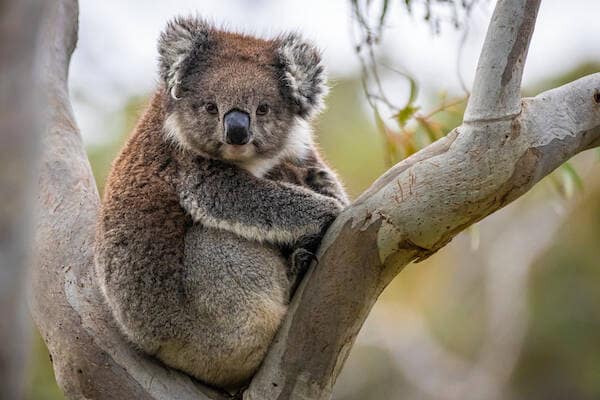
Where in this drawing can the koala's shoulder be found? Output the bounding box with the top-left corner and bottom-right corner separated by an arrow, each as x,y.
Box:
101,94 -> 186,228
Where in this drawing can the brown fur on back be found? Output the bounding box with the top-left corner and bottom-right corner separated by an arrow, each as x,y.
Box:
96,94 -> 193,345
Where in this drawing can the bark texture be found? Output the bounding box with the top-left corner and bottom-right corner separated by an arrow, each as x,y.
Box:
29,0 -> 600,399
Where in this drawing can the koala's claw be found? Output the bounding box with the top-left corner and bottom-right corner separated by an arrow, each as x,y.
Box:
287,248 -> 318,297
291,248 -> 318,274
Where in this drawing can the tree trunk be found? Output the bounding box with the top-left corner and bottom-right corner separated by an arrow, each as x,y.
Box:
0,1 -> 46,398
30,0 -> 600,399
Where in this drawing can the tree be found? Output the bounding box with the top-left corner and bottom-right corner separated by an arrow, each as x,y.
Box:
29,0 -> 600,399
0,1 -> 46,398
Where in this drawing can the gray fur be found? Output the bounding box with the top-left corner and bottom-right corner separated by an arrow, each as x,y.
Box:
95,16 -> 348,391
277,33 -> 328,117
164,225 -> 290,387
158,16 -> 212,99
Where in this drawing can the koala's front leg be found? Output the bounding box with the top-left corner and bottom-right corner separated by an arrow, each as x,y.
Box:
178,158 -> 343,247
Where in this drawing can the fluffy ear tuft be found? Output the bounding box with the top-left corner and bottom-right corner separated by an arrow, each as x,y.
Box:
158,16 -> 212,100
277,33 -> 328,118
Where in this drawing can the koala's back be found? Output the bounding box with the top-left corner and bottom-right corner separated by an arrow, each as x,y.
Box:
95,95 -> 290,388
96,94 -> 190,346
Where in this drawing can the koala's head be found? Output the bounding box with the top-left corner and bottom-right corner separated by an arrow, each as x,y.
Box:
158,16 -> 327,173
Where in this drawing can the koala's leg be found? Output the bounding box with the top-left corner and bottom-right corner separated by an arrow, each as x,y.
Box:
155,224 -> 290,389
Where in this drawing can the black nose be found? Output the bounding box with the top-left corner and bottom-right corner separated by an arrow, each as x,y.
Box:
224,110 -> 251,145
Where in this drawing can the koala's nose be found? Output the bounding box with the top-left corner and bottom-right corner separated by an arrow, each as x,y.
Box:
224,110 -> 251,145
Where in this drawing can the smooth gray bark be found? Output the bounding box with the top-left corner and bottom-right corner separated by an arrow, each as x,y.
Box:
29,0 -> 600,399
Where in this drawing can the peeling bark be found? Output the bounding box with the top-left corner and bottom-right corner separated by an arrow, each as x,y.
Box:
28,0 -> 600,399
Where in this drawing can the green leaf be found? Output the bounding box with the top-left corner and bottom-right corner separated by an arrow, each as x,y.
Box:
395,104 -> 420,127
407,76 -> 419,104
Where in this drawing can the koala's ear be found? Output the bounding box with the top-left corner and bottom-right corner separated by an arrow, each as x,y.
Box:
158,16 -> 212,100
276,33 -> 328,118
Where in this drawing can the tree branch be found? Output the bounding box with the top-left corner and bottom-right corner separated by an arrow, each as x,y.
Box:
30,0 -> 600,399
464,0 -> 541,122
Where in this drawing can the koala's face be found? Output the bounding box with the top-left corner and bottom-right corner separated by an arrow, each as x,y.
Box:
158,18 -> 327,170
167,56 -> 297,163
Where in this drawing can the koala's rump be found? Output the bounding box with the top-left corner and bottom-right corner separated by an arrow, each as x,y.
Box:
159,224 -> 289,387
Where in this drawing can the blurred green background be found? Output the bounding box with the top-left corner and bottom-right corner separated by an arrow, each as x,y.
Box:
27,61 -> 600,400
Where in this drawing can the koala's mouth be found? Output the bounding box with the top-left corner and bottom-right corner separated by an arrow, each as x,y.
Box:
220,143 -> 257,161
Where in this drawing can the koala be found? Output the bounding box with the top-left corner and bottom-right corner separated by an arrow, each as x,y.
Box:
94,16 -> 348,391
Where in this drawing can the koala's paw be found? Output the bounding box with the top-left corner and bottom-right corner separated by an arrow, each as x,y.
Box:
288,247 -> 318,296
291,248 -> 318,275
305,168 -> 332,191
290,233 -> 322,277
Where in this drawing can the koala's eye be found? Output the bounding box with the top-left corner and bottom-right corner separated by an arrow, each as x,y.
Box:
256,103 -> 270,116
204,102 -> 218,115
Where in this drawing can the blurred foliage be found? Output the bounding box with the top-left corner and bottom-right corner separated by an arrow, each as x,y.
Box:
351,0 -> 480,40
513,183 -> 600,400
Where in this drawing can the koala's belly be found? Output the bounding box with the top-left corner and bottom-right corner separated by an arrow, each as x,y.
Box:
183,224 -> 289,313
170,224 -> 289,387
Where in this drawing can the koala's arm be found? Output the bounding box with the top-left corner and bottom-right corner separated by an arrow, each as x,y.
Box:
178,158 -> 343,245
